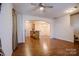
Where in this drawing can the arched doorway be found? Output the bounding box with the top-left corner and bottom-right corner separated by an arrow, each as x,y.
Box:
24,20 -> 51,39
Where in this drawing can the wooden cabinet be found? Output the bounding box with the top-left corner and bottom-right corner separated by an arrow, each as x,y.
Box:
30,31 -> 39,39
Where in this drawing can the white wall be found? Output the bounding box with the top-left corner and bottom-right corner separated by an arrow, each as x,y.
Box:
24,21 -> 31,37
53,14 -> 74,42
71,14 -> 79,32
17,15 -> 54,43
0,4 -> 12,55
17,15 -> 25,43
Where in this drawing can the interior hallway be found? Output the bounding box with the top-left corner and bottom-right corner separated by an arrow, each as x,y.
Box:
12,36 -> 79,56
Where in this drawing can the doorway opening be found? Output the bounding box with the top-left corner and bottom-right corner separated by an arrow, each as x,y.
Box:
24,20 -> 51,39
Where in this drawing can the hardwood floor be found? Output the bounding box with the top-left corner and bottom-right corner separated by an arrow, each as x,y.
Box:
12,36 -> 79,56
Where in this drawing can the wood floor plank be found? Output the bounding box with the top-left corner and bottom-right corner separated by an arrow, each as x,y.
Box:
12,36 -> 79,56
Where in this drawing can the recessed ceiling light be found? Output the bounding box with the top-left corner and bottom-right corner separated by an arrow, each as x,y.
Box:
64,7 -> 77,14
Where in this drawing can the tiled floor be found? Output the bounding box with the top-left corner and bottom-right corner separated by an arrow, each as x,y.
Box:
12,36 -> 79,56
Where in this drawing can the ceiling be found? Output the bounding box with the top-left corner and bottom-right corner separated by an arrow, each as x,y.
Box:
13,3 -> 79,19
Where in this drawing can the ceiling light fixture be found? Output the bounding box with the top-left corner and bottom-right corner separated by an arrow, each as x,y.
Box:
65,7 -> 77,14
39,7 -> 44,11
